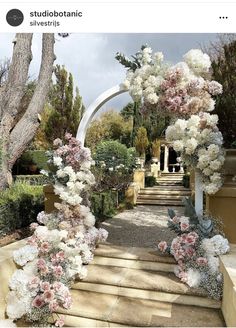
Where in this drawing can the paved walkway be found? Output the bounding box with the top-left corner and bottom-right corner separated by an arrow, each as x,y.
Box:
102,205 -> 185,248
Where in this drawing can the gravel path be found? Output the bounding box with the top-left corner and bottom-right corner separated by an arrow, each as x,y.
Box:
102,205 -> 185,248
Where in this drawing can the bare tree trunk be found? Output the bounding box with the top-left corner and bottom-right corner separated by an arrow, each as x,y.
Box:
0,33 -> 55,190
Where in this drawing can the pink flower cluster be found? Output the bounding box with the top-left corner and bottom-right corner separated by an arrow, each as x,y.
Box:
30,277 -> 72,313
170,232 -> 199,261
53,133 -> 91,171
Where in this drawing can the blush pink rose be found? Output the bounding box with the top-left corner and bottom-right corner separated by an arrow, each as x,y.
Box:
32,295 -> 44,308
172,216 -> 180,224
43,290 -> 55,303
40,241 -> 50,253
29,276 -> 40,289
49,300 -> 59,312
55,315 -> 65,328
157,241 -> 168,253
37,258 -> 46,269
180,222 -> 189,231
196,257 -> 208,266
53,265 -> 64,277
40,281 -> 51,291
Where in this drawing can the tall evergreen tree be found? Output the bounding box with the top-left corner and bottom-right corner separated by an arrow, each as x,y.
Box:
211,40 -> 236,148
44,65 -> 84,144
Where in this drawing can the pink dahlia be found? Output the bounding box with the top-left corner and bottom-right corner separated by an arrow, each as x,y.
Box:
196,257 -> 208,266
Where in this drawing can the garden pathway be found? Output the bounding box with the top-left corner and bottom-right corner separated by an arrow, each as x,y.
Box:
101,205 -> 185,248
59,205 -> 225,327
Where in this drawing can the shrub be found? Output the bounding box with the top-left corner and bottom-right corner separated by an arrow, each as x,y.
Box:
0,182 -> 44,236
16,150 -> 49,174
182,173 -> 190,188
94,140 -> 136,172
134,127 -> 149,157
145,176 -> 157,187
93,141 -> 136,193
91,191 -> 117,224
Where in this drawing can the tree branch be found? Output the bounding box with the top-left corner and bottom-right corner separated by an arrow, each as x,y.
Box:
9,34 -> 55,167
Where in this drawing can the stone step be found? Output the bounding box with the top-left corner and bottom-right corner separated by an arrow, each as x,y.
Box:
139,190 -> 191,195
57,290 -> 225,327
73,281 -> 221,309
149,186 -> 190,190
54,314 -> 126,327
137,194 -> 186,200
76,264 -> 209,299
94,244 -> 176,264
92,256 -> 176,272
136,199 -> 183,206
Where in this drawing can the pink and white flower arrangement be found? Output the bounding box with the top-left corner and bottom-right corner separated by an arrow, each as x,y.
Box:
122,47 -> 222,118
157,207 -> 230,299
7,134 -> 108,326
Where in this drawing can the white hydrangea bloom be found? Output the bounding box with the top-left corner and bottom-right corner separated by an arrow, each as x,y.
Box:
183,49 -> 211,75
13,245 -> 38,266
53,156 -> 63,167
186,268 -> 202,288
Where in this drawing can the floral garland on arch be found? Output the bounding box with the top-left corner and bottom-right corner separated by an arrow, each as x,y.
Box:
5,133 -> 108,327
119,47 -> 222,117
117,46 -> 225,194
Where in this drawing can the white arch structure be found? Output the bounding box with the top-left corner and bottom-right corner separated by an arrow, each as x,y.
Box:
76,84 -> 128,146
76,84 -> 203,216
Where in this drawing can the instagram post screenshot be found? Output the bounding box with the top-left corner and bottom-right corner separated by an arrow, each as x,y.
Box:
0,1 -> 236,327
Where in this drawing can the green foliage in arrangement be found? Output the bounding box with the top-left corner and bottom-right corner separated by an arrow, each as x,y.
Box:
0,182 -> 44,235
145,176 -> 157,187
91,191 -> 117,224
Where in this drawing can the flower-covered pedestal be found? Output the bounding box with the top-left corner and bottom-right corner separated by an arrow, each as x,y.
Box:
44,184 -> 61,214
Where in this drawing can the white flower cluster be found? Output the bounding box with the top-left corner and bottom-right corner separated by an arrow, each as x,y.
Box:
7,270 -> 34,319
166,113 -> 225,195
13,245 -> 38,266
200,235 -> 230,274
54,164 -> 95,206
122,47 -> 222,117
183,49 -> 211,75
122,47 -> 165,103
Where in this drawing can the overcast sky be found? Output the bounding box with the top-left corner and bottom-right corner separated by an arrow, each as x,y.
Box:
0,33 -> 219,113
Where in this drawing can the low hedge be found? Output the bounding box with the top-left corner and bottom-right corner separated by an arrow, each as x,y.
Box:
14,174 -> 49,186
91,190 -> 117,224
182,173 -> 190,188
145,176 -> 157,187
0,182 -> 44,236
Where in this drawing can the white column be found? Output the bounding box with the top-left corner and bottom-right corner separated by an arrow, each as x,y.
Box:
195,170 -> 203,216
179,164 -> 184,173
163,145 -> 169,173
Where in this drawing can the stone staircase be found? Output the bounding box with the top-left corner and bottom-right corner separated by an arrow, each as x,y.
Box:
57,244 -> 225,327
137,173 -> 191,206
